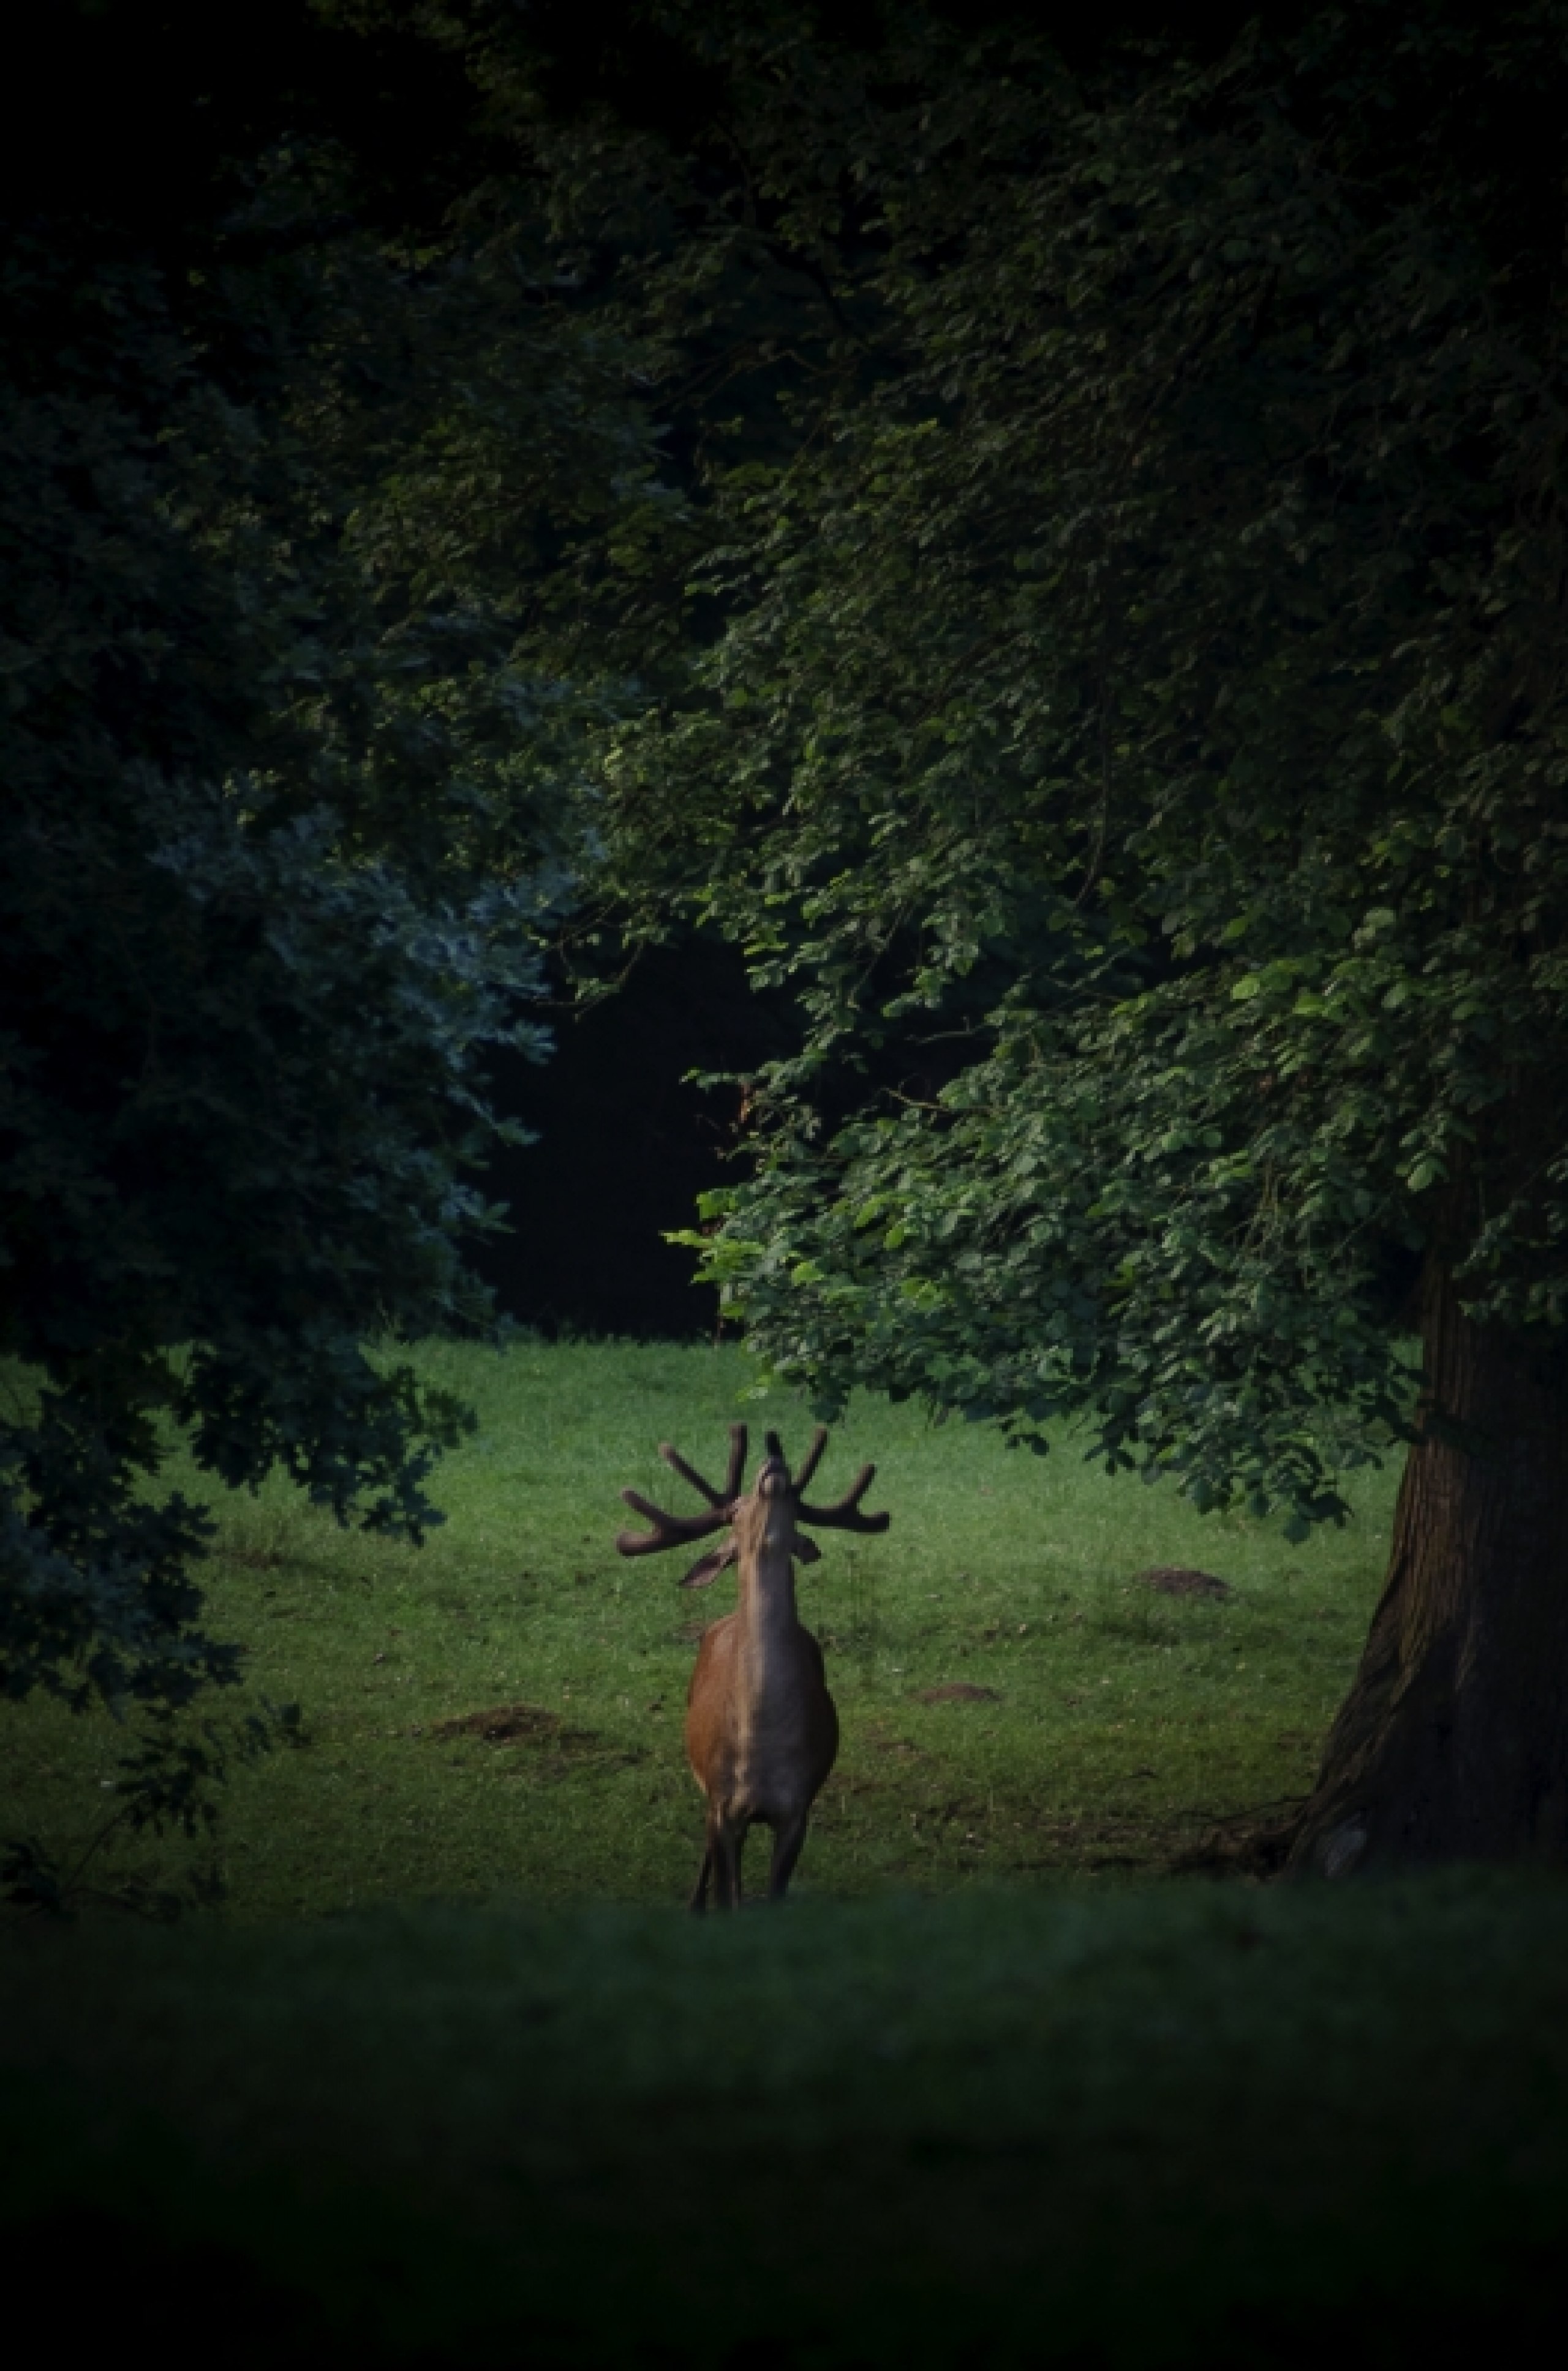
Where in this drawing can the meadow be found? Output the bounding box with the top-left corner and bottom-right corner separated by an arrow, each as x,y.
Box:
1,1338 -> 1398,1914
8,1343 -> 1567,2367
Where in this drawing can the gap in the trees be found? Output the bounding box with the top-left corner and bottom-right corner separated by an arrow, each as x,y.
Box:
477,938 -> 792,1340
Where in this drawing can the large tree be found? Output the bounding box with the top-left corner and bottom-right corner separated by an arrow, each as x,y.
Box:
1,1 -> 663,1847
557,0 -> 1568,1872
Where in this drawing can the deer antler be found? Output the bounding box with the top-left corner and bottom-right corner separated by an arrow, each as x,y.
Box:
616,1425 -> 748,1558
789,1427 -> 829,1493
763,1426 -> 829,1493
797,1460 -> 890,1534
615,1492 -> 731,1557
659,1424 -> 748,1507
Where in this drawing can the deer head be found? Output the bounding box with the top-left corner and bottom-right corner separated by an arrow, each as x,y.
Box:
616,1424 -> 890,1588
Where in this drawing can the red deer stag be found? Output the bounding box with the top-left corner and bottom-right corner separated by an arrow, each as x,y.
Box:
617,1424 -> 889,1911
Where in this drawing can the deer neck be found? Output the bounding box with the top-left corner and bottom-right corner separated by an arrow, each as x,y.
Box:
734,1531 -> 802,1644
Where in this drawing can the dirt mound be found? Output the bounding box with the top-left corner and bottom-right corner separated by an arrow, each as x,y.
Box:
918,1683 -> 1001,1705
1137,1566 -> 1233,1599
432,1702 -> 570,1744
428,1701 -> 649,1774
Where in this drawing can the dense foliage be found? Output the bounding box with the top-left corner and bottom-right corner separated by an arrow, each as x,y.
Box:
1,70 -> 662,1801
564,2 -> 1568,1536
10,0 -> 1568,1864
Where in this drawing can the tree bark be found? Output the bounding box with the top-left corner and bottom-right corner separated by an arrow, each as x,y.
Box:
1287,1262 -> 1568,1877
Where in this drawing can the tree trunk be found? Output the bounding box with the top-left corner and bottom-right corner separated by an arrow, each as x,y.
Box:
1287,1262 -> 1568,1877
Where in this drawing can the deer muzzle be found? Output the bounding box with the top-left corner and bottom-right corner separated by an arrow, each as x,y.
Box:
758,1455 -> 792,1500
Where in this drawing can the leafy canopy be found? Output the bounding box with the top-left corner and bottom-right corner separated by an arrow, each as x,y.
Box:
582,2 -> 1568,1536
1,102 -> 663,1790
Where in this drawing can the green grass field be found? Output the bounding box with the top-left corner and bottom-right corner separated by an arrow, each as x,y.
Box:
2,1339 -> 1397,1915
6,1344 -> 1568,2365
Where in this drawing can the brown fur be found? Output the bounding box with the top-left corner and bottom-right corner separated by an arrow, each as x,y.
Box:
684,1472 -> 840,1911
616,1426 -> 888,1911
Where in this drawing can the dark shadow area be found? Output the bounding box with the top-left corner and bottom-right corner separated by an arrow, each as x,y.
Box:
476,938 -> 793,1338
1,2193 -> 1561,2371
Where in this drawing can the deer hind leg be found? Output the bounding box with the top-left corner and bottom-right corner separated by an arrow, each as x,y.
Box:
688,1846 -> 712,1917
706,1808 -> 747,1912
766,1806 -> 813,1903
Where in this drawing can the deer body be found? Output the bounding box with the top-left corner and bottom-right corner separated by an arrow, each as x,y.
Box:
685,1466 -> 839,1909
616,1427 -> 888,1911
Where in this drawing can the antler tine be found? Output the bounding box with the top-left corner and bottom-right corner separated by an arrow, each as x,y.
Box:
790,1425 -> 830,1494
658,1440 -> 726,1508
616,1488 -> 731,1559
797,1461 -> 891,1535
618,1427 -> 748,1559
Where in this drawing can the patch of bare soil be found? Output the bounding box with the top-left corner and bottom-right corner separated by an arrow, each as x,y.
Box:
431,1702 -> 586,1747
918,1683 -> 1002,1705
1137,1566 -> 1233,1599
429,1701 -> 650,1773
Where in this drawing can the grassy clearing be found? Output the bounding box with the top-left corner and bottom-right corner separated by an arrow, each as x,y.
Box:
2,1340 -> 1395,1917
6,1344 -> 1561,2365
3,1875 -> 1567,2365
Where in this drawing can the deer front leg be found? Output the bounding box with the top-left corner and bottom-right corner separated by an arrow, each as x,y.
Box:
766,1806 -> 813,1903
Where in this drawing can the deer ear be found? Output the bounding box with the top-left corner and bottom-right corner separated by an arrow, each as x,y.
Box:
793,1536 -> 823,1566
680,1539 -> 738,1590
